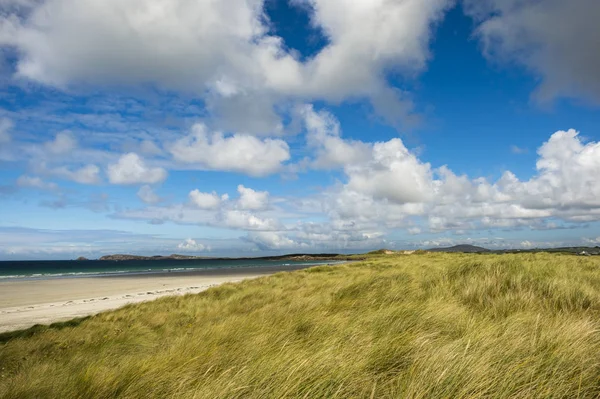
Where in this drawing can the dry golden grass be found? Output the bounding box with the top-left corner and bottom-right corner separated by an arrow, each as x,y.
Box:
1,253 -> 599,398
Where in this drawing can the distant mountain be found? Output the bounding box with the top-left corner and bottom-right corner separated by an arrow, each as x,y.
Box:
427,245 -> 491,253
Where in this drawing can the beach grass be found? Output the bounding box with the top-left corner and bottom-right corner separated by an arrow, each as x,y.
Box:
1,252 -> 599,398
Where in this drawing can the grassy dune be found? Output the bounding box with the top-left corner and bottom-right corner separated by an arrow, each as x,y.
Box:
1,253 -> 600,398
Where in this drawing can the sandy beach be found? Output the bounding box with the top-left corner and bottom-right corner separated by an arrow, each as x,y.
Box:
0,264 -> 313,333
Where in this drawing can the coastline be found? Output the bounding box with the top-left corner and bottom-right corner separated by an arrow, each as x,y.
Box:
0,263 -> 325,333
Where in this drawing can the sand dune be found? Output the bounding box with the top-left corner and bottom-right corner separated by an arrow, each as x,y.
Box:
0,270 -> 279,333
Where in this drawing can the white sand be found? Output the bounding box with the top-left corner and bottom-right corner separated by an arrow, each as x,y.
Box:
0,272 -> 267,333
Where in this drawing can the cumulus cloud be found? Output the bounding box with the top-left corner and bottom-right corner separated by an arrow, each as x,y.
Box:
300,105 -> 432,204
16,175 -> 58,190
177,238 -> 208,252
115,184 -> 281,232
294,0 -> 452,125
301,105 -> 371,169
111,121 -> 600,251
245,231 -> 306,251
237,185 -> 269,210
466,0 -> 600,103
345,138 -> 433,204
222,210 -> 280,231
189,189 -> 226,210
107,153 -> 167,185
0,0 -> 268,88
0,0 -> 453,128
44,131 -> 77,154
241,221 -> 387,252
301,107 -> 600,236
103,104 -> 600,250
397,130 -> 600,230
169,124 -> 290,176
137,185 -> 161,204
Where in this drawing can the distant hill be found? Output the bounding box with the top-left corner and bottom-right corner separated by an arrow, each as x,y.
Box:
427,245 -> 490,253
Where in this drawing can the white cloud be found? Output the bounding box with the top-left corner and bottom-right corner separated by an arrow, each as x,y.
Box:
205,92 -> 285,136
0,0 -> 453,128
520,240 -> 534,249
0,117 -> 13,143
44,131 -> 77,154
16,175 -> 58,190
294,0 -> 452,125
237,185 -> 269,210
408,227 -> 422,235
301,105 -> 371,169
467,0 -> 600,103
121,119 -> 600,246
50,164 -> 101,184
584,237 -> 600,245
189,189 -> 224,210
303,109 -> 600,236
169,124 -> 290,176
345,138 -> 433,204
177,238 -> 208,252
294,225 -> 386,249
112,122 -> 600,251
300,105 -> 433,205
245,231 -> 306,250
0,0 -> 268,88
222,210 -> 280,231
137,185 -> 161,204
107,153 -> 167,185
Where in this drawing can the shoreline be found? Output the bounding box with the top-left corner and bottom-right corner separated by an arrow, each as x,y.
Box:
0,263 -> 327,333
0,261 -> 343,282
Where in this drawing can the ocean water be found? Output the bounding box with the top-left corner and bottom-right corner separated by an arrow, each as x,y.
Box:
0,259 -> 336,281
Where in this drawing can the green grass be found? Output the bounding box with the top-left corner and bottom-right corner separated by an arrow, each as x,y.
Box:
1,253 -> 599,398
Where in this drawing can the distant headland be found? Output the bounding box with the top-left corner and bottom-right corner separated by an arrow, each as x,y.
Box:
89,245 -> 600,261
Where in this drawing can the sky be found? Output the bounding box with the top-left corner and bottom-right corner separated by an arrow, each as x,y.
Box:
1,0 -> 600,260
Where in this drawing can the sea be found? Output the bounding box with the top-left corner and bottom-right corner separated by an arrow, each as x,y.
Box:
0,258 -> 338,281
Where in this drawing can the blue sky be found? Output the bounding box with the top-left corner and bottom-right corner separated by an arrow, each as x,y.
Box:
1,0 -> 600,259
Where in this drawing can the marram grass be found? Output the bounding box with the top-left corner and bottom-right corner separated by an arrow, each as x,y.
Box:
1,253 -> 600,398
